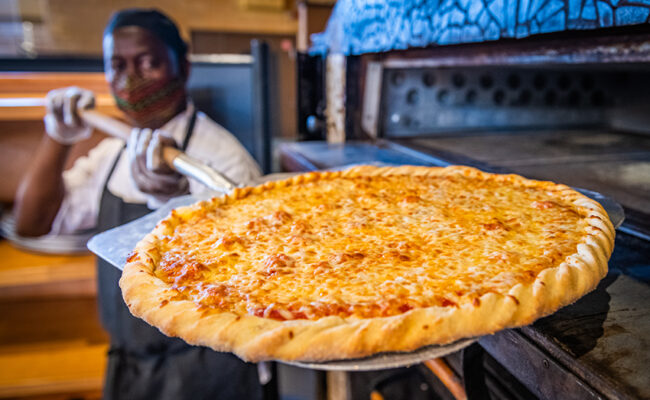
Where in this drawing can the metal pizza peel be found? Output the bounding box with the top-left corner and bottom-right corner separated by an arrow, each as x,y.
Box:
280,337 -> 478,371
85,149 -> 624,370
86,181 -> 624,370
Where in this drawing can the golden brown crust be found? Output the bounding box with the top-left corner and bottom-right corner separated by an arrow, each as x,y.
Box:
120,165 -> 615,362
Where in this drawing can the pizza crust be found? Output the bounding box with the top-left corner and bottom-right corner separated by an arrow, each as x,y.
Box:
120,165 -> 615,362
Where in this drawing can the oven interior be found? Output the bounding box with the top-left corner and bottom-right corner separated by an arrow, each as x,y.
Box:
359,62 -> 650,239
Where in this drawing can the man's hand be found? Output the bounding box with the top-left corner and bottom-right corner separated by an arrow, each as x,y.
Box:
44,87 -> 95,145
127,128 -> 189,196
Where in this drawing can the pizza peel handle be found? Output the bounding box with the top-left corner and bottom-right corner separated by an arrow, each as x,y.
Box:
79,109 -> 236,194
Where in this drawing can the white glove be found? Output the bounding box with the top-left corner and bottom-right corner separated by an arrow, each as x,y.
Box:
127,128 -> 189,197
44,86 -> 95,145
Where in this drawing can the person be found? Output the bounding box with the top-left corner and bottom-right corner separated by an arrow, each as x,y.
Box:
13,9 -> 264,400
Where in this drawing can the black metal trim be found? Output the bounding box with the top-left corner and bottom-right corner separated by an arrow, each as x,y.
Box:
251,40 -> 272,174
0,56 -> 104,72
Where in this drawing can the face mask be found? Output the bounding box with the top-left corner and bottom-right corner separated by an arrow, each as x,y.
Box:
112,74 -> 185,128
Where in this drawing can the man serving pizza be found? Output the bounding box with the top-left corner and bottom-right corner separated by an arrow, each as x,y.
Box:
14,8 -> 264,400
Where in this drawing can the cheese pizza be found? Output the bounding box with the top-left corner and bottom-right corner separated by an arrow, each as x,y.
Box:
120,165 -> 615,362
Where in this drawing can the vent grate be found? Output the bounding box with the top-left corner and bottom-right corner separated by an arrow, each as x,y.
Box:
377,67 -> 638,137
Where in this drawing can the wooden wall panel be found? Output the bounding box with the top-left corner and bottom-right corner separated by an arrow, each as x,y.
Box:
0,72 -> 113,204
15,0 -> 297,57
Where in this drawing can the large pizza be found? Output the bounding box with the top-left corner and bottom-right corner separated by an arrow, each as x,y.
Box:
120,165 -> 615,362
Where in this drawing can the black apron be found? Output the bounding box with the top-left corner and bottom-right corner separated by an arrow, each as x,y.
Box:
96,111 -> 263,400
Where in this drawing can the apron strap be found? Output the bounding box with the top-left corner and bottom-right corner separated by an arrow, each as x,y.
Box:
102,144 -> 126,195
181,109 -> 197,151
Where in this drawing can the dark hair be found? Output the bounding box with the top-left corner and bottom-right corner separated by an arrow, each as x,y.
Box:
104,8 -> 188,62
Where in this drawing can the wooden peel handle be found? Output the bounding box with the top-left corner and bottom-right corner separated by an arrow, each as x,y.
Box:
79,109 -> 179,167
78,109 -> 237,193
79,109 -> 132,141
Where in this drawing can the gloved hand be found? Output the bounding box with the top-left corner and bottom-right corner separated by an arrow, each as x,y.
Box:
44,86 -> 95,145
127,128 -> 189,196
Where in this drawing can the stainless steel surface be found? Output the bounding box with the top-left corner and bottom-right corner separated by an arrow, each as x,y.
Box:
576,188 -> 625,229
405,131 -> 650,166
398,132 -> 650,216
513,159 -> 650,217
281,338 -> 477,371
87,195 -> 196,269
1,213 -> 94,254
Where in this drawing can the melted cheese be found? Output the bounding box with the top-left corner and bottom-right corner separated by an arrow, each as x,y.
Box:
155,174 -> 588,320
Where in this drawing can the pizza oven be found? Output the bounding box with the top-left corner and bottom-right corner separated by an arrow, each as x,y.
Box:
281,3 -> 650,399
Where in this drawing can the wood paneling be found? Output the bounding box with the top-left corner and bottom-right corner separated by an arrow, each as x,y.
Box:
0,72 -> 114,204
0,73 -> 110,94
0,343 -> 107,399
0,241 -> 97,299
0,240 -> 108,399
14,0 -> 297,57
297,2 -> 333,52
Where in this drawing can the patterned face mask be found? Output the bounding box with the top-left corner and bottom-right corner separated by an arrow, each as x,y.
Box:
112,74 -> 185,128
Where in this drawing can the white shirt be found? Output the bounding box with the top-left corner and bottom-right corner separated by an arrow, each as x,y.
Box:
50,105 -> 262,235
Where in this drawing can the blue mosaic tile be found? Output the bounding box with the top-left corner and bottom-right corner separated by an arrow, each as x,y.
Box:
568,0 -> 583,19
450,6 -> 467,25
462,24 -> 484,40
516,24 -> 530,36
440,11 -> 451,28
540,8 -> 567,30
518,0 -> 531,22
486,20 -> 502,38
596,1 -> 614,25
536,0 -> 565,23
468,0 -> 484,21
616,5 -> 650,23
440,0 -> 457,13
530,18 -> 541,32
477,8 -> 492,28
438,29 -> 453,44
411,15 -> 425,35
581,0 -> 597,19
488,0 -> 506,27
309,0 -> 650,56
451,26 -> 464,42
528,0 -> 548,19
459,0 -> 472,11
506,0 -> 519,34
